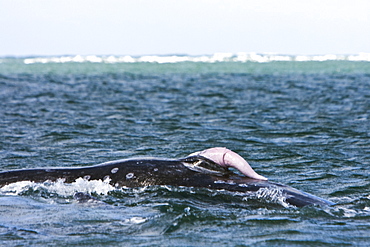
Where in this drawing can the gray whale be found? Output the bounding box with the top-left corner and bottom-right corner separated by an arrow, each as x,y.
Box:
0,155 -> 334,207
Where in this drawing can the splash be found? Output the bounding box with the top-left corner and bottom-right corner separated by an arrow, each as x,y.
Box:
244,187 -> 292,208
0,177 -> 115,197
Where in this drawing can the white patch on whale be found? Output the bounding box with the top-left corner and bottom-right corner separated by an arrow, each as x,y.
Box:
111,167 -> 119,174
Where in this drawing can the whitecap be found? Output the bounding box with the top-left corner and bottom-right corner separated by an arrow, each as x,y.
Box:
22,53 -> 370,64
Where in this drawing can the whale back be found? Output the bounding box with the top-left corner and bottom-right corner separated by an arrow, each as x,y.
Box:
0,157 -> 334,207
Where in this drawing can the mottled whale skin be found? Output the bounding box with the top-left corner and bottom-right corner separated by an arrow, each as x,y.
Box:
0,155 -> 334,207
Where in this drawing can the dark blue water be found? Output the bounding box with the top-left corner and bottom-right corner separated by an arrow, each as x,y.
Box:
0,59 -> 370,246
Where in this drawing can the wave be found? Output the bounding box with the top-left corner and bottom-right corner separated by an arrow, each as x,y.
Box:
21,52 -> 370,64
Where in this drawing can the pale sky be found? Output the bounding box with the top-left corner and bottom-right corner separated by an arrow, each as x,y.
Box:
1,0 -> 369,56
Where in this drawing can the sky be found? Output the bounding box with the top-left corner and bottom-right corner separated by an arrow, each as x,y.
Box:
1,0 -> 369,57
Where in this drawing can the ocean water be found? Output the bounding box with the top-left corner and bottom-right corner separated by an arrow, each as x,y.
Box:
0,54 -> 370,246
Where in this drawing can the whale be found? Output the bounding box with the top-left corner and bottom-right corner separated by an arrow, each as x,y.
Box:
0,147 -> 334,207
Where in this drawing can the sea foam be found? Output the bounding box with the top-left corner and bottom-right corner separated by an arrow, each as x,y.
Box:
0,177 -> 115,197
22,52 -> 370,64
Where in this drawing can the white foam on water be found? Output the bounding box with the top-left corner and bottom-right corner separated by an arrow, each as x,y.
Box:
22,52 -> 370,64
243,187 -> 291,208
123,216 -> 147,224
0,177 -> 115,197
